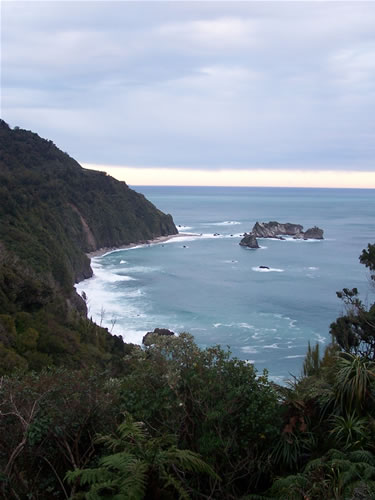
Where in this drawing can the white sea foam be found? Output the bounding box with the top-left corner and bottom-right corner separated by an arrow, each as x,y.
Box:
121,266 -> 157,273
238,322 -> 255,329
224,260 -> 239,264
315,334 -> 327,343
93,267 -> 137,282
120,260 -> 127,264
308,266 -> 319,270
284,354 -> 305,359
177,225 -> 193,231
209,221 -> 241,226
213,322 -> 254,330
241,346 -> 258,354
120,329 -> 147,345
263,343 -> 279,349
164,234 -> 202,243
252,267 -> 284,273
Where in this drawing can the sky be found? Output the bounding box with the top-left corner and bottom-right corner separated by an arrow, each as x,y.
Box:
2,1 -> 375,187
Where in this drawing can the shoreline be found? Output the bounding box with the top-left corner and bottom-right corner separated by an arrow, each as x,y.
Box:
86,232 -> 199,258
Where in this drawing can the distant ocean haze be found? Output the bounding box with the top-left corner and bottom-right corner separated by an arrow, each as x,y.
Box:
76,186 -> 375,383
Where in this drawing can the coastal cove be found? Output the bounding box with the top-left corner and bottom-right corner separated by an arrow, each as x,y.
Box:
76,186 -> 375,382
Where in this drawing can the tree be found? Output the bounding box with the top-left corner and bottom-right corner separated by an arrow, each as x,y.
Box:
330,245 -> 375,359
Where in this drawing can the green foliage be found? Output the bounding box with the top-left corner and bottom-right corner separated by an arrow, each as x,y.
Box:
330,245 -> 375,359
334,353 -> 375,414
66,413 -> 218,500
263,449 -> 375,500
0,120 -> 177,375
302,341 -> 321,377
120,334 -> 281,497
0,368 -> 122,499
359,243 -> 375,280
329,413 -> 369,451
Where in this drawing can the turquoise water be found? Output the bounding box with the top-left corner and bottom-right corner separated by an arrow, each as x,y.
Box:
76,187 -> 375,382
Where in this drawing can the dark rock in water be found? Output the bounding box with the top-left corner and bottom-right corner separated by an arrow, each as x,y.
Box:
252,221 -> 304,238
251,221 -> 324,240
239,232 -> 259,249
142,328 -> 175,346
304,226 -> 324,239
259,265 -> 270,269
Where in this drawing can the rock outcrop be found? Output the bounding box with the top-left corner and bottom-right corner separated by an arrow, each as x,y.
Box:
239,221 -> 324,249
251,221 -> 324,240
142,328 -> 175,346
303,226 -> 324,240
239,232 -> 260,249
252,221 -> 304,239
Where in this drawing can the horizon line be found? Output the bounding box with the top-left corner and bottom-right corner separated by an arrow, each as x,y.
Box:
81,163 -> 375,189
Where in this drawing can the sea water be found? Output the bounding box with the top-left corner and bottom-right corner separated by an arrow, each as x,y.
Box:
76,187 -> 375,382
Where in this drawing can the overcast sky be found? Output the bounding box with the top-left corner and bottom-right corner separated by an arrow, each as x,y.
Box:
2,1 -> 375,186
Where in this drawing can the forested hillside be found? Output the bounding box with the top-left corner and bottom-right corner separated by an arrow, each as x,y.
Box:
0,120 -> 177,372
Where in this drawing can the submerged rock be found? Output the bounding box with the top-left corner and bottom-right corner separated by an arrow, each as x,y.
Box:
239,232 -> 260,249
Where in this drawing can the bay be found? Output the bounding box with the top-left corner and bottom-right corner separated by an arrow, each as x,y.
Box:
76,186 -> 375,382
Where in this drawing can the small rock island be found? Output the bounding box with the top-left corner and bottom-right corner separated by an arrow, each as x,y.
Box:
239,232 -> 259,248
239,221 -> 324,248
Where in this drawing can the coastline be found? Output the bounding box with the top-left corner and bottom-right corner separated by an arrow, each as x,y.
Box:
86,232 -> 199,258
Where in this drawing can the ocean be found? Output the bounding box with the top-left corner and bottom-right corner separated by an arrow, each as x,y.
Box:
76,186 -> 375,383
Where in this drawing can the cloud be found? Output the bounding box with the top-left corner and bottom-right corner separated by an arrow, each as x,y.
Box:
2,1 -> 375,177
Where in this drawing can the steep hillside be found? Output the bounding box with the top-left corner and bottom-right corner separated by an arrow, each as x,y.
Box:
0,120 -> 177,373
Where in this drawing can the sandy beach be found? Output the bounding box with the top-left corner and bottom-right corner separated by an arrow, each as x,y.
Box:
86,232 -> 199,258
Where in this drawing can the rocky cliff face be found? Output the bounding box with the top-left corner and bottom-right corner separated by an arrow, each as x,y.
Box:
251,221 -> 324,240
239,221 -> 324,249
252,221 -> 304,239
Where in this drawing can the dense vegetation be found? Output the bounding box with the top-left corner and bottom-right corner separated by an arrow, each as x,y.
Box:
0,121 -> 177,373
1,122 -> 375,498
1,244 -> 374,499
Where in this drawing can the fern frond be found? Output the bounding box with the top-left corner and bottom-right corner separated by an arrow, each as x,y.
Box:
348,449 -> 375,465
99,451 -> 135,471
65,467 -> 111,486
161,471 -> 191,500
164,447 -> 220,480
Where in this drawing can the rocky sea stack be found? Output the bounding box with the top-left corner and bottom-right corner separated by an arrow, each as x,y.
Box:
239,221 -> 324,248
239,232 -> 260,249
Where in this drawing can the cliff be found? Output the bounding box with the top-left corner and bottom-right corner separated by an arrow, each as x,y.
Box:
0,120 -> 177,373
